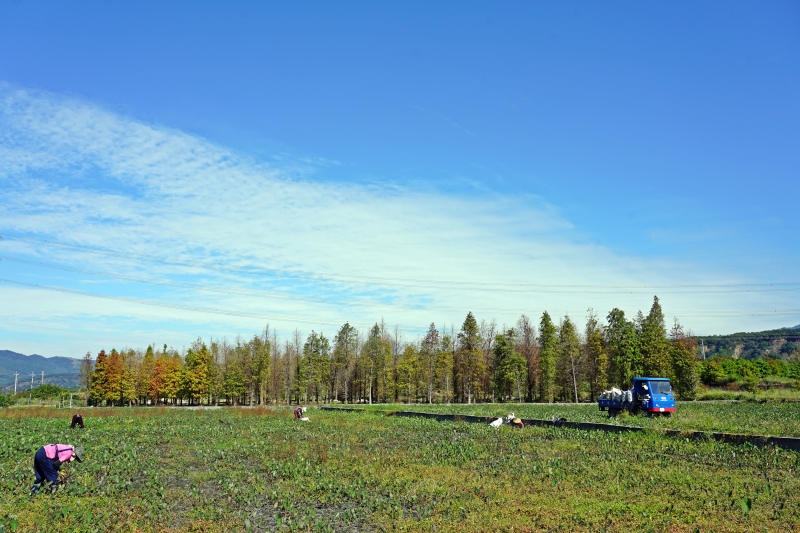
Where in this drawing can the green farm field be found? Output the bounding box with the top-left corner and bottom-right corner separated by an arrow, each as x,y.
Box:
356,401 -> 800,438
1,407 -> 799,533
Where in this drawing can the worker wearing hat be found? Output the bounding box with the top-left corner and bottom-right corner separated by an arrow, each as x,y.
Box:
31,444 -> 84,494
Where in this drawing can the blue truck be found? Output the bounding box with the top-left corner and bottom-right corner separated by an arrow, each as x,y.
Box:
598,377 -> 676,417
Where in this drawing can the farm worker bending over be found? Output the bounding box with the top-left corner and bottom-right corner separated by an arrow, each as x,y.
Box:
294,407 -> 306,419
31,444 -> 83,494
71,413 -> 84,428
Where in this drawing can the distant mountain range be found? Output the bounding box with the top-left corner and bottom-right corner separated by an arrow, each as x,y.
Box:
0,350 -> 82,392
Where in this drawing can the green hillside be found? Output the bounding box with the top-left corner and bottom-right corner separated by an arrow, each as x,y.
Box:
694,326 -> 800,360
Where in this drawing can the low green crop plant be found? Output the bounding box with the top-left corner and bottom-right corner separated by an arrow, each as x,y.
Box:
1,406 -> 799,532
358,400 -> 800,437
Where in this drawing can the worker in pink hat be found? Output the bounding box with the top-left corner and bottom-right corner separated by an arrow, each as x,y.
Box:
31,444 -> 84,494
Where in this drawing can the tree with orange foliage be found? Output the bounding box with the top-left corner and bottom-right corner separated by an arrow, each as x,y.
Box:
149,355 -> 168,405
104,350 -> 123,406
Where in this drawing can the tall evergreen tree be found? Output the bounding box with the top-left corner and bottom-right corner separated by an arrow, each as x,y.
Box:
515,315 -> 538,401
557,316 -> 582,403
606,308 -> 641,388
224,367 -> 247,404
397,345 -> 421,403
640,296 -> 672,378
583,310 -> 608,400
138,346 -> 155,404
493,329 -> 527,401
302,331 -> 331,403
209,340 -> 224,403
182,342 -> 213,405
456,312 -> 484,404
333,322 -> 358,402
479,319 -> 497,401
421,323 -> 439,404
162,352 -> 182,404
436,332 -> 455,403
120,349 -> 138,406
376,329 -> 393,403
538,312 -> 557,402
89,350 -> 108,405
251,332 -> 271,405
279,337 -> 295,405
79,351 -> 94,392
360,324 -> 385,404
670,319 -> 700,399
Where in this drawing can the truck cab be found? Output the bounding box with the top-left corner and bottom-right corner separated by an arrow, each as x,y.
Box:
632,377 -> 676,416
598,377 -> 676,417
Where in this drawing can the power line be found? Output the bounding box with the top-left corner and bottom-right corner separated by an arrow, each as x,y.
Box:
0,276 -> 438,332
8,255 -> 799,328
0,255 -> 515,313
1,277 -> 799,325
0,256 -> 519,316
1,255 -> 405,307
4,233 -> 799,292
4,252 -> 800,303
0,276 -> 346,327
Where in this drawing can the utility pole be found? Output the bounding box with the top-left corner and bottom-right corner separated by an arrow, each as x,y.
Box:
14,372 -> 19,394
701,339 -> 706,360
29,372 -> 34,405
41,371 -> 44,385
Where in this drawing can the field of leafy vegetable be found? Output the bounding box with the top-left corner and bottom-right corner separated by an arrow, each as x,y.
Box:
359,401 -> 800,437
1,407 -> 799,532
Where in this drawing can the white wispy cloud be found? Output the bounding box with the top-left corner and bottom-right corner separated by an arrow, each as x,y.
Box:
0,84 -> 796,357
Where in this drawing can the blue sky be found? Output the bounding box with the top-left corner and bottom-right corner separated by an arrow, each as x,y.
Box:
0,1 -> 798,358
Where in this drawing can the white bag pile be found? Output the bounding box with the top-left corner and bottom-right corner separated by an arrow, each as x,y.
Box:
599,388 -> 632,403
